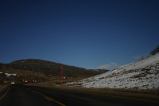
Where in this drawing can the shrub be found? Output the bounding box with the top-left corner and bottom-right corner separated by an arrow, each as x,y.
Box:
150,46 -> 159,55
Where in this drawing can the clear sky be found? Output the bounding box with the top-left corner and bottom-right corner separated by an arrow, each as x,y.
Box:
0,0 -> 159,69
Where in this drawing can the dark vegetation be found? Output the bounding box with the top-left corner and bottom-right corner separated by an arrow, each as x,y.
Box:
150,46 -> 159,55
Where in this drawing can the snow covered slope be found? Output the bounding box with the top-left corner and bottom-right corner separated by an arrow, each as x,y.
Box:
67,53 -> 159,89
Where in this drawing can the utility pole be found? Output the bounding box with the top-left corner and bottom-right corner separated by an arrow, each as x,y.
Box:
59,64 -> 64,84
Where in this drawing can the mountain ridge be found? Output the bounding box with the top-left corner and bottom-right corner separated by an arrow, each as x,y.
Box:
0,59 -> 107,80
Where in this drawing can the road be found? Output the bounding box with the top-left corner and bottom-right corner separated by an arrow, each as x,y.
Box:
0,85 -> 159,106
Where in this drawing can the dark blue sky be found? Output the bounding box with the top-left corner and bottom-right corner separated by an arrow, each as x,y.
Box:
0,0 -> 159,68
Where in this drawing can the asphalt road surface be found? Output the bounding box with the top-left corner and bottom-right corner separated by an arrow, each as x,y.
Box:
0,85 -> 159,106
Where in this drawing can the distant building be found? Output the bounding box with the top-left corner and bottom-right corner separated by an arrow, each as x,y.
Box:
5,73 -> 17,77
11,82 -> 15,85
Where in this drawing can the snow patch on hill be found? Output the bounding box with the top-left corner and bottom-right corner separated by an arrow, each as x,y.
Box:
67,53 -> 159,89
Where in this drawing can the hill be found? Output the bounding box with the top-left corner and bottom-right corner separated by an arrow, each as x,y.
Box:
67,53 -> 159,89
0,59 -> 107,84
